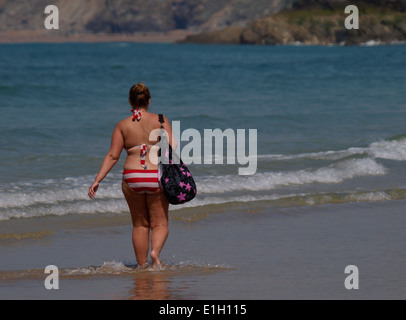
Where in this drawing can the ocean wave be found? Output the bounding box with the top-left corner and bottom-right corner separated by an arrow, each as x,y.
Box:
258,135 -> 406,162
0,175 -> 127,220
0,198 -> 128,221
368,138 -> 406,161
1,136 -> 404,221
0,157 -> 385,212
2,185 -> 405,223
0,260 -> 230,282
170,188 -> 406,222
0,172 -> 124,209
64,260 -> 229,276
0,158 -> 390,220
184,188 -> 406,209
0,230 -> 54,242
196,158 -> 387,194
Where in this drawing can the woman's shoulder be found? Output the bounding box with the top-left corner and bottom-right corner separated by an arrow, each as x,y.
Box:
115,116 -> 132,130
145,112 -> 169,123
150,112 -> 168,121
115,112 -> 168,128
117,116 -> 132,125
146,111 -> 165,117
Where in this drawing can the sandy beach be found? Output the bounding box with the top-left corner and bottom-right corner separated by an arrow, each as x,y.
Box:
1,199 -> 406,300
0,30 -> 191,44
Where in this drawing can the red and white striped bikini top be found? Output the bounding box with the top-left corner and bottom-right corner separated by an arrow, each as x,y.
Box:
129,108 -> 148,169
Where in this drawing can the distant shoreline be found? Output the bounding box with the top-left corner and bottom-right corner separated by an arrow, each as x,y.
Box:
0,30 -> 192,44
1,28 -> 405,47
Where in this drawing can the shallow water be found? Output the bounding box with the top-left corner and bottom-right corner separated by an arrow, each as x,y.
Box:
1,43 -> 406,222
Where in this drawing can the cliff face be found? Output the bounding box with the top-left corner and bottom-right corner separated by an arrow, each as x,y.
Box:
2,0 -> 405,45
0,0 -> 294,34
183,0 -> 406,45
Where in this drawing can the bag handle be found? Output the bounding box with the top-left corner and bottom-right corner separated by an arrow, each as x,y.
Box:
157,114 -> 165,159
157,114 -> 178,163
158,114 -> 164,128
158,114 -> 165,143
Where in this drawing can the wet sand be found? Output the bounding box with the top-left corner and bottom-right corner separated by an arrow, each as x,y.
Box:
1,199 -> 406,300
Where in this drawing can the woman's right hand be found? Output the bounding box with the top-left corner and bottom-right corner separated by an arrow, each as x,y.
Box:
88,181 -> 99,199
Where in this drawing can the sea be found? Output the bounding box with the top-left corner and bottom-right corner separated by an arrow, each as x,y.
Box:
0,42 -> 405,300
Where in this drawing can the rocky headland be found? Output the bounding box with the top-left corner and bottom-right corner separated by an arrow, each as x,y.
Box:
181,0 -> 406,45
1,0 -> 405,45
0,0 -> 294,43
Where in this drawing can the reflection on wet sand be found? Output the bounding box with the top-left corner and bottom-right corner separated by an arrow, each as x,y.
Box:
128,271 -> 190,300
127,262 -> 230,300
0,261 -> 230,299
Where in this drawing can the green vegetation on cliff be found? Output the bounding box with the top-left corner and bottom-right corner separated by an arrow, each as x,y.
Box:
182,1 -> 406,45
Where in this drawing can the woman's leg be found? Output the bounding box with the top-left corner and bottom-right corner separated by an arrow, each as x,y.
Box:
146,191 -> 169,267
122,180 -> 150,267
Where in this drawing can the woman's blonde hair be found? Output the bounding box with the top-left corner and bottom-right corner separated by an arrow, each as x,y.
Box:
129,82 -> 151,108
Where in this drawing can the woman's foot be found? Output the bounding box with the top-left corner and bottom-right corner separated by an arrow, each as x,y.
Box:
137,263 -> 150,270
150,249 -> 161,269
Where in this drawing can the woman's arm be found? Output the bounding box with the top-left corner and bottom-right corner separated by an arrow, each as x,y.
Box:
88,124 -> 124,199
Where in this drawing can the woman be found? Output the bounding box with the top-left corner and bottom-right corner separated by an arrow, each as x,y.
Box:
88,83 -> 176,268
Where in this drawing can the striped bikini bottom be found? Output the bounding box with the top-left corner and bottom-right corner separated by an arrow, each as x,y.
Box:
122,169 -> 161,194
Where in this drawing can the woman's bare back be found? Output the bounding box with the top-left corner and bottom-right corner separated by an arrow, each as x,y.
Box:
119,110 -> 173,171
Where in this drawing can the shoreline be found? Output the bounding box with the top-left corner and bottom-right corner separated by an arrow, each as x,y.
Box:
0,30 -> 192,44
1,30 -> 405,47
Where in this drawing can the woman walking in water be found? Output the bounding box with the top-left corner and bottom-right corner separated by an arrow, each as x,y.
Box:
88,83 -> 176,268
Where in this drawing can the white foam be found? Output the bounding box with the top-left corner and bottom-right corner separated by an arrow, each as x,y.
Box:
0,176 -> 123,209
257,137 -> 406,162
63,260 -> 229,276
196,158 -> 387,194
361,40 -> 383,46
368,139 -> 406,161
0,199 -> 128,221
344,191 -> 392,202
170,193 -> 293,210
0,158 -> 388,220
65,261 -> 133,276
0,176 -> 128,220
257,147 -> 366,161
1,137 -> 404,220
